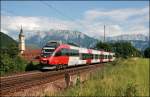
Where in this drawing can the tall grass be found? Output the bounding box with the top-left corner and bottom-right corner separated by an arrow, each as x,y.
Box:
59,58 -> 149,96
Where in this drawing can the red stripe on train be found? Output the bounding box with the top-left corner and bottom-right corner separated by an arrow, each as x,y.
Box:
86,49 -> 92,64
100,50 -> 104,62
49,56 -> 69,65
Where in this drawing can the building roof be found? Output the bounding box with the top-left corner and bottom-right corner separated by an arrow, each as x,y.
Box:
23,49 -> 41,54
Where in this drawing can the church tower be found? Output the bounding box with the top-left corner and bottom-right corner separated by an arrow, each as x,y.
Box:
19,26 -> 25,54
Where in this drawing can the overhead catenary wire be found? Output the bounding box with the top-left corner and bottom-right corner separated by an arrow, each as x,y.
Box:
40,1 -> 106,45
40,1 -> 87,46
40,1 -> 91,31
40,1 -> 75,21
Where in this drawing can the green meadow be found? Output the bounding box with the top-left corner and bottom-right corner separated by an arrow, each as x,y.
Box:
58,58 -> 149,96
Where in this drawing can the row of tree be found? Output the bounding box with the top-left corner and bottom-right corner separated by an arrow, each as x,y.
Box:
95,41 -> 149,58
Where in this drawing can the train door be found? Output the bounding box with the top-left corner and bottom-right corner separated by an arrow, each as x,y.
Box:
68,49 -> 79,66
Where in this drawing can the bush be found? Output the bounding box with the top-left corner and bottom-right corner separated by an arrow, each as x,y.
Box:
144,47 -> 150,58
96,41 -> 142,58
125,82 -> 138,96
96,41 -> 112,51
0,54 -> 27,75
0,42 -> 29,75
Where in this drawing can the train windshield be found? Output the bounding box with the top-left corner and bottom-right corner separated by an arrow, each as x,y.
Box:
41,48 -> 55,57
41,42 -> 59,57
44,49 -> 54,53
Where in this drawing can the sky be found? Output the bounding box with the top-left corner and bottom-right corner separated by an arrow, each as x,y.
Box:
1,1 -> 149,40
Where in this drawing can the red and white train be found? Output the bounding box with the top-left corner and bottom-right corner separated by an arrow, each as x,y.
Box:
40,41 -> 115,69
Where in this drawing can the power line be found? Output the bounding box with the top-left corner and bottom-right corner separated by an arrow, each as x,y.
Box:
40,1 -> 90,46
39,1 -> 90,30
40,1 -> 75,21
40,1 -> 106,43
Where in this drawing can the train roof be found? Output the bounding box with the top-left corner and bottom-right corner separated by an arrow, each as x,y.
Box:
45,41 -> 114,53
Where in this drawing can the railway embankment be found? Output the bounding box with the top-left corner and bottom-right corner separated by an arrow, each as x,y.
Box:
56,58 -> 149,96
0,64 -> 103,96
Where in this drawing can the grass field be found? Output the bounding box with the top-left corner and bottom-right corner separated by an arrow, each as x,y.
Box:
57,58 -> 149,96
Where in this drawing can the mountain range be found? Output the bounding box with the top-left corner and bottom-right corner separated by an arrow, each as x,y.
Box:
106,34 -> 149,51
25,29 -> 149,51
26,29 -> 98,48
0,30 -> 149,51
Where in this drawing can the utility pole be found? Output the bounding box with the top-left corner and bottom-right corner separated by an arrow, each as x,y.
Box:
104,25 -> 105,42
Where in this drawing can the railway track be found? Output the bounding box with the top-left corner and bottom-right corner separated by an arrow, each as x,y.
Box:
0,64 -> 103,96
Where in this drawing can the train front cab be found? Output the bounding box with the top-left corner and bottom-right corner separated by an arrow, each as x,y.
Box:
39,41 -> 62,69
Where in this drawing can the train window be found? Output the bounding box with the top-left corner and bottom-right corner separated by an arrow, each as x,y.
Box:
90,54 -> 93,59
62,49 -> 79,56
80,53 -> 94,60
95,54 -> 99,59
100,54 -> 104,59
105,55 -> 107,59
104,55 -> 106,59
61,49 -> 68,56
98,55 -> 100,59
108,55 -> 112,59
55,50 -> 62,56
73,49 -> 79,56
113,55 -> 115,57
70,49 -> 79,56
81,53 -> 86,60
85,54 -> 88,59
97,54 -> 99,59
44,49 -> 53,52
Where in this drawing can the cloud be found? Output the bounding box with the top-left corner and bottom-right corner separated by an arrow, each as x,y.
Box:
1,6 -> 149,40
126,24 -> 149,35
80,22 -> 123,38
1,16 -> 78,39
84,6 -> 149,22
1,16 -> 77,31
82,6 -> 149,38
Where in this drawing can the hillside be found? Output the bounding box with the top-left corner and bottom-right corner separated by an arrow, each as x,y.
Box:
0,32 -> 18,49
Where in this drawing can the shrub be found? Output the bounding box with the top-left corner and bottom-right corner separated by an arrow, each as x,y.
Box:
144,47 -> 150,58
0,54 -> 27,75
124,82 -> 138,96
25,61 -> 37,71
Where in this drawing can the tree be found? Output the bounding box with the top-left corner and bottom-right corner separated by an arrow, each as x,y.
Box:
96,41 -> 112,51
0,53 -> 27,75
0,43 -> 26,75
95,41 -> 141,58
8,43 -> 19,57
144,47 -> 150,58
111,42 -> 141,58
